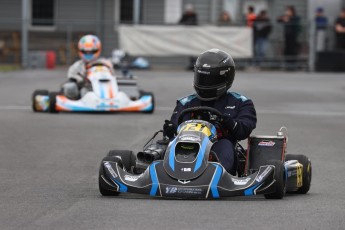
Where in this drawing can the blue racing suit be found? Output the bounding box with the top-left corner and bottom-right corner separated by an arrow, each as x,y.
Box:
169,91 -> 257,174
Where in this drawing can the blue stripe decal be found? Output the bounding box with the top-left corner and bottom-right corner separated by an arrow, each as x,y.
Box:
100,83 -> 106,99
149,162 -> 160,196
60,104 -> 98,111
168,138 -> 177,171
230,92 -> 248,102
178,94 -> 197,106
210,126 -> 217,139
194,137 -> 209,172
210,164 -> 223,198
244,182 -> 262,196
177,125 -> 182,133
110,178 -> 128,192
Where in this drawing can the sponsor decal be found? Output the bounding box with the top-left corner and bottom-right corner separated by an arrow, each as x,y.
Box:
166,187 -> 177,194
225,105 -> 236,109
258,141 -> 275,147
197,70 -> 210,75
222,57 -> 230,63
166,187 -> 202,195
179,123 -> 212,137
124,174 -> 141,182
287,170 -> 297,177
231,177 -> 251,186
179,134 -> 201,142
220,70 -> 228,75
255,167 -> 271,182
181,168 -> 192,172
104,162 -> 118,178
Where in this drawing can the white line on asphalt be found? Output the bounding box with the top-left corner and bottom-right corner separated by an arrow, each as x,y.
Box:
0,105 -> 344,117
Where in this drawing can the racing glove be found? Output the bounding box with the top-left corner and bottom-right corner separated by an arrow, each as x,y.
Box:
163,120 -> 177,139
220,115 -> 238,132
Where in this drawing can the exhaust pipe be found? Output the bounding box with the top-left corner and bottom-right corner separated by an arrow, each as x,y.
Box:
137,146 -> 164,164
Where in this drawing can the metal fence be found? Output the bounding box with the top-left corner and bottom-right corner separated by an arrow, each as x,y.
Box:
0,18 -> 340,71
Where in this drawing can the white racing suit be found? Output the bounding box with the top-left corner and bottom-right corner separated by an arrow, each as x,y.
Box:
63,58 -> 114,99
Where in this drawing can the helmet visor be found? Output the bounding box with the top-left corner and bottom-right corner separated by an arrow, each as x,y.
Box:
81,50 -> 98,55
194,68 -> 229,87
194,83 -> 227,101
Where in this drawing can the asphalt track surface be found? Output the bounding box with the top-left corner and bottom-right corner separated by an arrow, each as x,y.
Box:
1,68 -> 345,230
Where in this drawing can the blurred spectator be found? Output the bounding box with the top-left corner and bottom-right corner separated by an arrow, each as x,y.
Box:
335,8 -> 345,50
277,5 -> 301,68
218,11 -> 231,26
179,4 -> 198,25
315,7 -> 328,52
253,10 -> 272,62
246,6 -> 256,27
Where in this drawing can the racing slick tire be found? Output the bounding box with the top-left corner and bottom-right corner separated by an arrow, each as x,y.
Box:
32,89 -> 49,112
99,156 -> 121,196
140,91 -> 155,114
48,92 -> 60,113
264,160 -> 286,199
107,150 -> 136,172
285,154 -> 312,194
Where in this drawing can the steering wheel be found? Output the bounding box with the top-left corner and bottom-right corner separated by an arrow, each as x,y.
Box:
177,106 -> 222,125
177,106 -> 227,136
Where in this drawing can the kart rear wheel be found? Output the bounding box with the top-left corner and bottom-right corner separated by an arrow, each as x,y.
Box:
107,150 -> 136,172
48,92 -> 59,113
285,154 -> 312,194
99,156 -> 121,196
264,160 -> 286,199
32,89 -> 49,112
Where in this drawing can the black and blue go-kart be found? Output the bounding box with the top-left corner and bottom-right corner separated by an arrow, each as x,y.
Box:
99,106 -> 312,199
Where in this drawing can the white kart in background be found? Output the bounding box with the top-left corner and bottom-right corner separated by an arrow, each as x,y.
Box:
32,62 -> 154,113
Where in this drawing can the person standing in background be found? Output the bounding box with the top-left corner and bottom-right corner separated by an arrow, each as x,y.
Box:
253,10 -> 272,64
246,6 -> 256,27
218,11 -> 231,26
179,4 -> 198,26
335,8 -> 345,50
179,4 -> 198,70
277,5 -> 301,69
315,7 -> 328,52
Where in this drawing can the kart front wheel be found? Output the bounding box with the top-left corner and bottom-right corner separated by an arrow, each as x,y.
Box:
285,154 -> 312,194
264,160 -> 286,199
107,150 -> 136,172
32,89 -> 49,112
99,156 -> 121,196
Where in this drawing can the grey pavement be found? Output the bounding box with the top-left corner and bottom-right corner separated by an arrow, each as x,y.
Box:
0,69 -> 345,230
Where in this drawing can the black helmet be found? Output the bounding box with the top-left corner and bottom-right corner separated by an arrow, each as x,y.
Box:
193,49 -> 235,101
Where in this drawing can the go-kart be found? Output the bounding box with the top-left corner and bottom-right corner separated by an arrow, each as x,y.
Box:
99,107 -> 312,199
32,62 -> 154,113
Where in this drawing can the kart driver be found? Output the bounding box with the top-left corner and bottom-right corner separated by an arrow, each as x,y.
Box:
63,34 -> 113,99
163,49 -> 257,175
